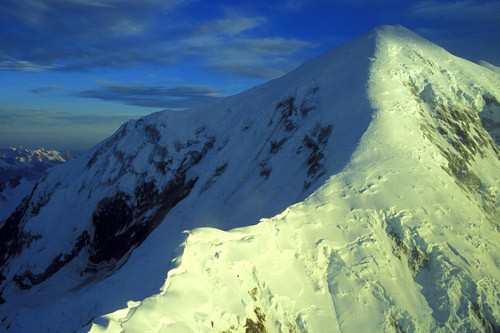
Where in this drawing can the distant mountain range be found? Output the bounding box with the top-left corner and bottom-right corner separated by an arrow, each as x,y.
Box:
0,147 -> 73,183
0,26 -> 499,332
0,147 -> 73,221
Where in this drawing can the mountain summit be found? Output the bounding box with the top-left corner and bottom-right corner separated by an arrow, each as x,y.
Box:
1,25 -> 499,332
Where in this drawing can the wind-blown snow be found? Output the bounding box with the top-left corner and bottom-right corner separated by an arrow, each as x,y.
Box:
0,26 -> 498,333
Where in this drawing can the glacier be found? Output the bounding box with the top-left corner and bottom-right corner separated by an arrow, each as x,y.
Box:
0,25 -> 499,332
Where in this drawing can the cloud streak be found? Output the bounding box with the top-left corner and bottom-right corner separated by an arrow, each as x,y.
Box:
410,0 -> 500,25
30,85 -> 64,94
0,107 -> 135,126
0,106 -> 139,150
76,83 -> 224,109
408,1 -> 500,64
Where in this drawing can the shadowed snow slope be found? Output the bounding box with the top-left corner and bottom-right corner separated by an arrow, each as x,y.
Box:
1,26 -> 499,332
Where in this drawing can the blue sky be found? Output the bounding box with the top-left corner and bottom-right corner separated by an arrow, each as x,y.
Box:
1,0 -> 499,151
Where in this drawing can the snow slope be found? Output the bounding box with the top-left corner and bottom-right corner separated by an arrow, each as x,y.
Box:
90,26 -> 500,332
0,179 -> 34,222
1,26 -> 499,332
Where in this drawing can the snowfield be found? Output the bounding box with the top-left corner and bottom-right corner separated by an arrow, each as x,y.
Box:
1,26 -> 499,332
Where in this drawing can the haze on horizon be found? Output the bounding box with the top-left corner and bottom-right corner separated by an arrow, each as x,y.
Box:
1,0 -> 499,152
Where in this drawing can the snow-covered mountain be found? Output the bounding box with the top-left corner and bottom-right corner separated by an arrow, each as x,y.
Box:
0,147 -> 70,182
1,25 -> 499,332
0,147 -> 72,221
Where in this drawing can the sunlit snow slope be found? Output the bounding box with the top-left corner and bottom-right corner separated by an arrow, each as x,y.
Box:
1,26 -> 498,332
90,26 -> 500,333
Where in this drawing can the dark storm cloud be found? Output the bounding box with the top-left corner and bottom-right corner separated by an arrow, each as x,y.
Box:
76,84 -> 224,109
0,0 -> 314,78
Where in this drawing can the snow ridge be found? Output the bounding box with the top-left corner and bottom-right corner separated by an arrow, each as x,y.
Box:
91,26 -> 500,332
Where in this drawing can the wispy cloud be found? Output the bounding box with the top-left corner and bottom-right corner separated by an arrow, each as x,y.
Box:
1,0 -> 175,61
409,1 -> 500,64
185,35 -> 314,78
0,60 -> 52,72
0,106 -> 138,150
281,0 -> 312,11
335,0 -> 400,5
195,15 -> 267,36
76,83 -> 224,109
0,107 -> 135,126
30,85 -> 64,94
0,0 -> 314,78
410,0 -> 500,25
